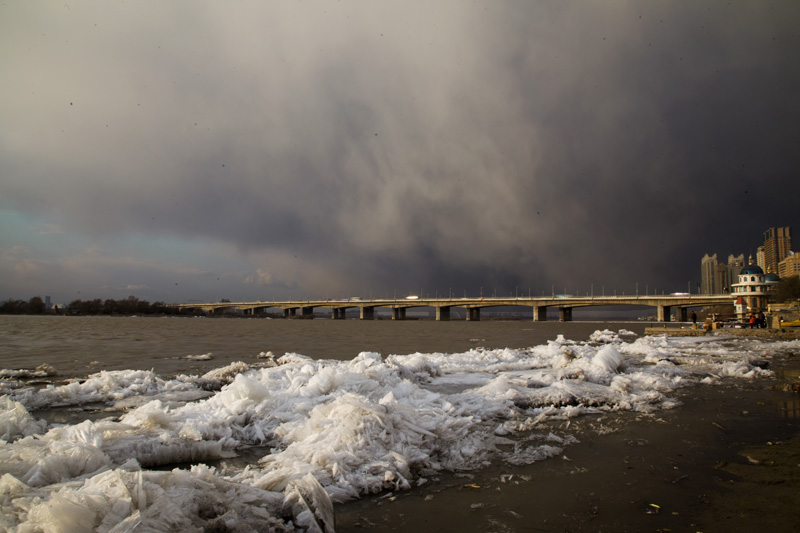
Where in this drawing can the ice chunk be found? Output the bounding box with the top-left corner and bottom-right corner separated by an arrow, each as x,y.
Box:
590,329 -> 620,343
0,421 -> 112,487
196,361 -> 250,390
0,396 -> 46,442
0,363 -> 57,379
183,352 -> 213,361
592,345 -> 623,373
283,473 -> 335,533
8,464 -> 287,532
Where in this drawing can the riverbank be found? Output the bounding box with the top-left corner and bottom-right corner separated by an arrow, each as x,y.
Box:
644,326 -> 800,340
701,430 -> 800,531
337,341 -> 800,532
693,352 -> 800,532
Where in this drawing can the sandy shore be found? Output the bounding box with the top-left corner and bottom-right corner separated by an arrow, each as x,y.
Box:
337,344 -> 800,532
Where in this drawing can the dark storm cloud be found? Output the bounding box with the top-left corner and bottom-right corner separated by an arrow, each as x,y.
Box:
1,1 -> 798,301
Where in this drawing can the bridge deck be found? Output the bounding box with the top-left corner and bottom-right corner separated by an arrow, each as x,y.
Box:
168,295 -> 732,322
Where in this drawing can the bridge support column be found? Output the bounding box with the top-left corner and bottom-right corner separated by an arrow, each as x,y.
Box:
533,306 -> 547,322
657,305 -> 671,322
360,307 -> 374,320
300,306 -> 314,319
284,309 -> 294,318
676,308 -> 688,322
436,307 -> 451,321
332,308 -> 346,320
392,308 -> 406,320
558,307 -> 572,322
467,308 -> 480,321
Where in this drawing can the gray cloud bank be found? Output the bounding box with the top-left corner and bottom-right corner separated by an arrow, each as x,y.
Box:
1,1 -> 799,302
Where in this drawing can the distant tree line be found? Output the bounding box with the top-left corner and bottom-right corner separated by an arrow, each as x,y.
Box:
0,296 -> 49,315
0,295 -> 190,316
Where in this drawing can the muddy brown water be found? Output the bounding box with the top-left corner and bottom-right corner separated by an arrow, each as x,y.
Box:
0,315 -> 647,379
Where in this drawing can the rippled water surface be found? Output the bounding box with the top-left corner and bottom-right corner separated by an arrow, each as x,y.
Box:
0,315 -> 647,379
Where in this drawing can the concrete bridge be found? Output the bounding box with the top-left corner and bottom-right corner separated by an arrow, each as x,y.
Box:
168,294 -> 733,322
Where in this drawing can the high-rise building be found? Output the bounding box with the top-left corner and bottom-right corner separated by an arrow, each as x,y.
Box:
763,226 -> 792,274
701,253 -> 745,294
701,253 -> 718,294
726,254 -> 745,291
715,263 -> 729,293
700,227 -> 791,295
756,246 -> 766,272
779,251 -> 800,279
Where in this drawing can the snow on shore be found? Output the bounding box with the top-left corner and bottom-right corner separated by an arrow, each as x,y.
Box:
0,331 -> 794,531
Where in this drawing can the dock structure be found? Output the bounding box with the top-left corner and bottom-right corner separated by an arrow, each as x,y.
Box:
167,294 -> 733,323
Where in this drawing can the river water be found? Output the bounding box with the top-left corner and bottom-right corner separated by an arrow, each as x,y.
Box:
0,315 -> 648,380
2,315 -> 799,532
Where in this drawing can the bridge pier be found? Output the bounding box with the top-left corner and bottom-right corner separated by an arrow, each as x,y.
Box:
559,307 -> 572,322
466,308 -> 480,321
676,307 -> 688,322
657,305 -> 671,322
300,306 -> 314,319
360,306 -> 374,320
533,306 -> 547,322
332,308 -> 346,320
392,308 -> 406,320
436,307 -> 451,321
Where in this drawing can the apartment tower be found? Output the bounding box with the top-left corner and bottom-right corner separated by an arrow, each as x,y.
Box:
701,254 -> 718,294
763,227 -> 792,274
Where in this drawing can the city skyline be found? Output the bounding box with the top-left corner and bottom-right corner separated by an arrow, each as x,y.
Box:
2,2 -> 799,304
701,226 -> 793,295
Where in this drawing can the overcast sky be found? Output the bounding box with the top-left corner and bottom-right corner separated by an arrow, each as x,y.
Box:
2,1 -> 798,304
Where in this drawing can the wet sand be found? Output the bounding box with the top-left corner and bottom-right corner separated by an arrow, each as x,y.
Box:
337,352 -> 800,532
